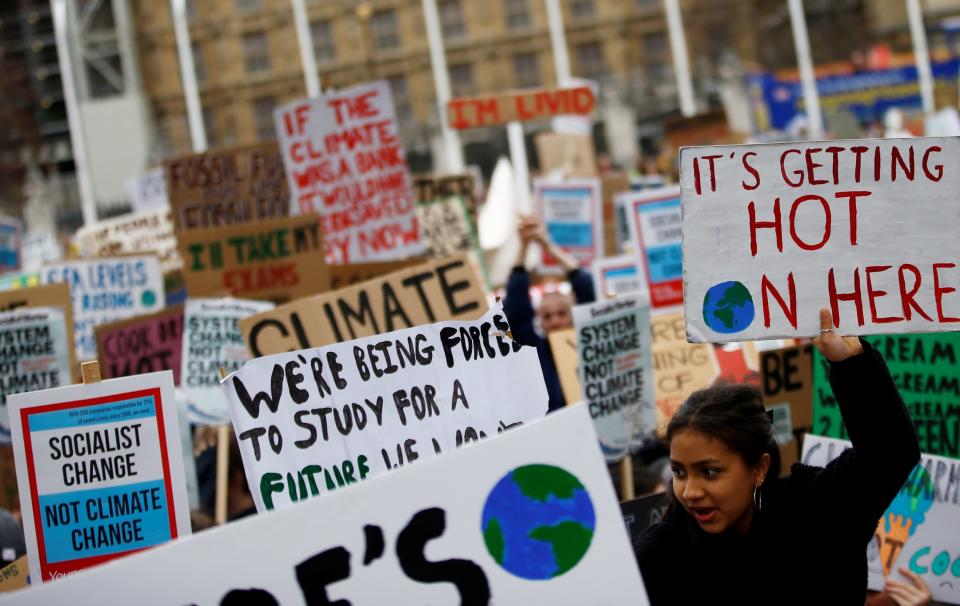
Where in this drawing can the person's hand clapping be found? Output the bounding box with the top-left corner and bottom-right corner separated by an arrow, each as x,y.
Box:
812,307 -> 863,363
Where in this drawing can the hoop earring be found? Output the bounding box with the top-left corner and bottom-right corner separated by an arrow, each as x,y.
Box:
753,486 -> 762,512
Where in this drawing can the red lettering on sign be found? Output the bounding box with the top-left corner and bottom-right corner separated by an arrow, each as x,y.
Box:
788,195 -> 831,251
748,198 -> 783,257
898,264 -> 933,322
933,262 -> 960,322
865,265 -> 903,324
761,273 -> 797,329
828,267 -> 865,327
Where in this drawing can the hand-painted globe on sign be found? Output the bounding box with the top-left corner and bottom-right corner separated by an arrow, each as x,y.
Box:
481,464 -> 595,580
702,280 -> 755,334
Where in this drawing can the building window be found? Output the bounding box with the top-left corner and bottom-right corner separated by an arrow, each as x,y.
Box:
235,0 -> 261,13
636,0 -> 659,11
253,96 -> 276,141
371,9 -> 401,51
504,0 -> 531,29
571,0 -> 595,19
311,20 -> 335,63
439,0 -> 466,41
512,53 -> 540,88
449,63 -> 474,97
192,42 -> 205,83
388,75 -> 412,124
575,41 -> 605,79
242,32 -> 271,74
643,32 -> 670,81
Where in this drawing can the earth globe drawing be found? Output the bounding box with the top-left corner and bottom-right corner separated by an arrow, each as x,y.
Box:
703,281 -> 755,333
481,464 -> 595,580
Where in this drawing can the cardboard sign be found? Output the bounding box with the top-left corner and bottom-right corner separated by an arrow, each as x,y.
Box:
621,186 -> 683,309
225,303 -> 548,512
760,343 -> 814,473
802,434 -> 960,604
602,174 -> 629,257
0,283 -> 76,383
0,556 -> 28,593
416,195 -> 480,259
177,213 -> 328,304
573,296 -> 655,462
0,308 -> 72,446
75,209 -> 181,273
41,256 -> 165,362
165,143 -> 289,232
812,334 -> 960,459
0,219 -> 21,274
448,85 -> 596,130
125,168 -> 168,214
621,492 -> 669,545
9,405 -> 649,605
328,258 -> 425,291
275,81 -> 423,264
681,137 -> 960,342
240,253 -> 487,357
592,255 -> 646,299
180,298 -> 275,424
0,446 -> 19,512
650,312 -> 721,428
413,173 -> 478,222
534,178 -> 603,271
536,132 -> 597,178
95,305 -> 184,383
7,371 -> 191,583
548,328 -> 581,406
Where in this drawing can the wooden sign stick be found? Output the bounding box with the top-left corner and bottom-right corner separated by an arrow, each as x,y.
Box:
215,368 -> 230,525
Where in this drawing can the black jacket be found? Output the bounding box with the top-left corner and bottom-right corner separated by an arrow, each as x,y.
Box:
634,340 -> 920,605
503,266 -> 595,412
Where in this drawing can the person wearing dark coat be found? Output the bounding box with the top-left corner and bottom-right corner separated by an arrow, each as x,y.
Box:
634,309 -> 921,605
502,216 -> 595,412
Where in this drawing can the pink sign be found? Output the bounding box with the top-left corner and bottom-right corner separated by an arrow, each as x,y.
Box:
95,306 -> 184,384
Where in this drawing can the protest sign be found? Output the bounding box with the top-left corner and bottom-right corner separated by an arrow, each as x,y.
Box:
592,255 -> 646,299
0,273 -> 40,291
276,81 -> 423,264
20,232 -> 62,273
0,447 -> 18,512
0,557 -> 28,593
602,174 -> 629,256
240,253 -> 487,356
413,173 -> 478,222
535,132 -> 597,178
95,305 -> 184,383
0,283 -> 76,382
8,405 -> 649,605
125,168 -> 168,214
225,303 -> 547,512
75,209 -> 181,273
681,137 -> 960,342
447,85 -> 596,129
621,492 -> 669,545
548,328 -> 581,405
621,186 -> 683,309
177,213 -> 328,303
165,143 -> 289,232
812,334 -> 960,459
41,256 -> 165,362
7,370 -> 191,583
573,296 -> 655,462
180,298 -> 275,424
650,312 -> 720,428
534,178 -> 603,271
416,195 -> 480,259
802,434 -> 960,604
0,220 -> 20,274
761,343 -> 814,473
0,308 -> 71,446
328,257 -> 424,290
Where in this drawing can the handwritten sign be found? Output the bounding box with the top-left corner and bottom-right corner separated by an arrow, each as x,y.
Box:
224,303 -> 547,512
8,405 -> 649,605
802,434 -> 960,604
413,173 -> 478,221
447,85 -> 596,129
416,195 -> 482,261
760,343 -> 814,473
240,253 -> 487,356
328,257 -> 424,290
7,371 -> 191,582
650,312 -> 719,427
75,209 -> 181,273
621,186 -> 683,309
165,143 -> 289,232
812,334 -> 960,459
177,213 -> 328,303
180,298 -> 275,424
534,178 -> 603,271
592,255 -> 646,299
276,81 -> 423,264
0,282 -> 76,382
681,137 -> 960,341
573,296 -> 654,462
21,232 -> 62,272
95,305 -> 184,383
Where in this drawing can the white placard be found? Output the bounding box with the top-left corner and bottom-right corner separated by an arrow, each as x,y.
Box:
180,297 -> 275,424
223,302 -> 548,512
3,405 -> 648,605
802,434 -> 960,604
591,254 -> 647,300
533,178 -> 603,272
7,371 -> 191,583
621,186 -> 683,309
74,209 -> 181,273
125,168 -> 169,214
275,81 -> 424,264
20,232 -> 62,273
681,138 -> 960,342
0,307 -> 71,445
40,256 -> 165,361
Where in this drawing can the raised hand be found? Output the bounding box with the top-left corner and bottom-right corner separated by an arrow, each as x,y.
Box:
812,307 -> 863,363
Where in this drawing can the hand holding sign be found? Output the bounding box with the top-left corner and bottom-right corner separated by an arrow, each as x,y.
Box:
813,308 -> 864,363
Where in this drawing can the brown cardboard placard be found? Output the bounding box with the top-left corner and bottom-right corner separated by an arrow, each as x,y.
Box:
165,142 -> 289,232
0,556 -> 28,593
601,174 -> 629,256
413,173 -> 478,222
0,446 -> 19,513
535,132 -> 597,178
760,343 -> 815,474
178,214 -> 328,304
650,312 -> 720,431
548,328 -> 581,405
240,253 -> 487,356
448,85 -> 596,130
95,305 -> 185,382
328,258 -> 425,291
0,283 -> 77,382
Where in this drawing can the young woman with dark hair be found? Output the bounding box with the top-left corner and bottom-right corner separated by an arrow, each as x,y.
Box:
634,309 -> 920,605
